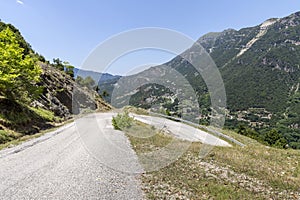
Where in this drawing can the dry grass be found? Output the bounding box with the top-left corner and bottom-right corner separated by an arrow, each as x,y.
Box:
209,130 -> 300,192
125,122 -> 300,199
123,106 -> 149,115
125,121 -> 172,153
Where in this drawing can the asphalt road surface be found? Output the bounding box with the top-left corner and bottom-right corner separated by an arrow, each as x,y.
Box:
132,114 -> 231,147
0,112 -> 231,200
0,113 -> 144,200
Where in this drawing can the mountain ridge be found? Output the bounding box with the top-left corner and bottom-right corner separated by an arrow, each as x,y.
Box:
101,11 -> 300,148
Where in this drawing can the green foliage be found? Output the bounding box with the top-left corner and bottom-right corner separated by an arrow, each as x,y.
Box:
52,58 -> 64,71
0,22 -> 33,56
128,83 -> 182,117
75,75 -> 84,85
94,85 -> 100,93
83,76 -> 95,88
52,59 -> 75,78
98,13 -> 300,148
0,130 -> 16,144
29,107 -> 56,122
237,125 -> 263,142
264,129 -> 288,148
0,27 -> 42,101
76,75 -> 95,90
123,106 -> 149,115
102,90 -> 109,97
0,97 -> 58,137
165,109 -> 171,116
65,64 -> 74,78
112,111 -> 134,130
237,125 -> 288,149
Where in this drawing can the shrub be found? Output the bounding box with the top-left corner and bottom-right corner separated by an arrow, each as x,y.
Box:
0,130 -> 10,143
264,129 -> 288,148
112,111 -> 134,130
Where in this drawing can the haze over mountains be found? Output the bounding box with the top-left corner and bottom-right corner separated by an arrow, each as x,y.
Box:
73,68 -> 121,84
97,11 -> 300,148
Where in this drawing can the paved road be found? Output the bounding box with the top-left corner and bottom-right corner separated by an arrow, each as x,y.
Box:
132,114 -> 231,147
0,112 -> 231,200
0,113 -> 144,200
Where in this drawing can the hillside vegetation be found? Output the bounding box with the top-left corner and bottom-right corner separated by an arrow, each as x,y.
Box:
0,22 -> 110,147
105,12 -> 300,149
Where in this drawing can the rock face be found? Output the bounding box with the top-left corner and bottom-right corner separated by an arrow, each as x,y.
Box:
33,63 -> 111,120
0,21 -> 111,140
0,63 -> 111,138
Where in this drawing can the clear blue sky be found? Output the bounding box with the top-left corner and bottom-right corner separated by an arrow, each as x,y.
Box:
1,0 -> 300,75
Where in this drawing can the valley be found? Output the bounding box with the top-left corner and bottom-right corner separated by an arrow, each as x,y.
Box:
0,6 -> 299,200
98,12 -> 300,149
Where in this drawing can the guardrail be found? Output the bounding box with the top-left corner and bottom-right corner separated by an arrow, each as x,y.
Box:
148,112 -> 245,147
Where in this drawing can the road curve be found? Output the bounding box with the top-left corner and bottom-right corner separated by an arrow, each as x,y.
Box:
0,113 -> 144,200
132,114 -> 231,147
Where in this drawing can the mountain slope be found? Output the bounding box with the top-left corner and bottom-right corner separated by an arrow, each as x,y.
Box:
104,11 -> 300,148
74,68 -> 121,84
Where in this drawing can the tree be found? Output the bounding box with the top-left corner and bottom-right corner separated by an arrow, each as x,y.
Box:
274,137 -> 288,149
264,129 -> 288,148
75,75 -> 84,85
264,129 -> 281,146
94,85 -> 100,93
52,59 -> 74,78
82,76 -> 95,89
52,58 -> 64,71
75,76 -> 95,90
64,62 -> 74,78
102,90 -> 109,97
237,125 -> 264,143
0,27 -> 42,101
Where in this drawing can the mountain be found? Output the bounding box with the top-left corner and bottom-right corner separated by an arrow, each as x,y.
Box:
74,68 -> 121,84
73,68 -> 121,102
191,12 -> 300,148
101,11 -> 300,148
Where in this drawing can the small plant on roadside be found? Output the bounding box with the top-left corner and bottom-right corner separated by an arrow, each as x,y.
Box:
112,111 -> 134,130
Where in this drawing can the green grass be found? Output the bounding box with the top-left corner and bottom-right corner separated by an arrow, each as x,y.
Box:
0,118 -> 74,151
0,101 -> 60,127
124,121 -> 300,199
0,131 -> 44,150
29,107 -> 57,122
0,130 -> 18,144
0,97 -> 66,148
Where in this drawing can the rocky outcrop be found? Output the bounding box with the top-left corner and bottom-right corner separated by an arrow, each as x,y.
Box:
31,63 -> 111,120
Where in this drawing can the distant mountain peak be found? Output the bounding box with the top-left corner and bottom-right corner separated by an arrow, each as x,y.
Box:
260,18 -> 278,28
278,11 -> 300,27
104,11 -> 300,148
